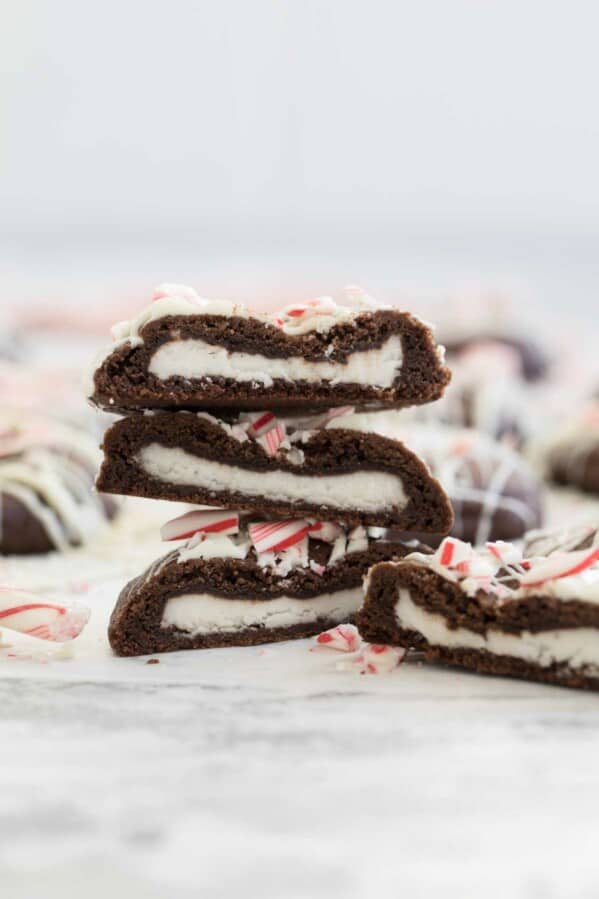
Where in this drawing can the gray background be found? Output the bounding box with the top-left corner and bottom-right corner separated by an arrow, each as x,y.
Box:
2,0 -> 599,312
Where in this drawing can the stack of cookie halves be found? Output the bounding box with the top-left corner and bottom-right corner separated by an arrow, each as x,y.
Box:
87,284 -> 453,656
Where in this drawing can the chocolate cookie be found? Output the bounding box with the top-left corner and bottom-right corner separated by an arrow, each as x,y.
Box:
96,409 -> 453,532
357,536 -> 599,691
87,284 -> 451,414
108,513 -> 422,656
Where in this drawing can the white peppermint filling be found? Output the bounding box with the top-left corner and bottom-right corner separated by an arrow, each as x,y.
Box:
138,444 -> 408,513
395,588 -> 599,671
147,335 -> 403,389
161,587 -> 361,635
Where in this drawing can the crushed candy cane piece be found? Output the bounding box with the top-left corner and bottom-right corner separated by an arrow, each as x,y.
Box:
308,521 -> 343,543
256,422 -> 286,457
295,406 -> 356,430
245,411 -> 277,437
347,526 -> 368,554
249,520 -> 310,554
315,624 -> 361,653
0,587 -> 90,642
161,510 -> 240,541
337,643 -> 407,674
520,548 -> 599,589
455,555 -> 496,578
328,534 -> 348,566
152,283 -> 199,302
486,541 -> 523,566
435,537 -> 473,569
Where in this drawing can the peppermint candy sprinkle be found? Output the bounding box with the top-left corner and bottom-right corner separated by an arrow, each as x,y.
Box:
153,283 -> 199,302
245,411 -> 278,438
315,624 -> 361,652
243,412 -> 287,457
338,643 -> 407,674
435,537 -> 473,569
249,520 -> 310,554
308,521 -> 343,543
520,547 -> 599,589
256,423 -> 286,457
0,587 -> 90,642
161,510 -> 240,542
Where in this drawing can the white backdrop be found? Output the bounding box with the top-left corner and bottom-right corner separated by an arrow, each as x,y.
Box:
2,0 -> 599,309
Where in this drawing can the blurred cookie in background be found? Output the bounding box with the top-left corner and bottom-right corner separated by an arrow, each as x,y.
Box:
326,413 -> 544,545
403,340 -> 530,447
0,410 -> 118,555
399,425 -> 544,545
431,288 -> 551,383
536,403 -> 599,496
444,334 -> 549,383
523,521 -> 599,557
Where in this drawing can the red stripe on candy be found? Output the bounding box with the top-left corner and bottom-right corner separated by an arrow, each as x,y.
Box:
439,540 -> 455,567
0,603 -> 66,620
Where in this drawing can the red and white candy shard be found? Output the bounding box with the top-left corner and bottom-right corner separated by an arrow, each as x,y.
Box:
245,411 -> 278,438
242,412 -> 287,457
338,643 -> 407,674
486,541 -> 523,566
0,587 -> 90,642
328,534 -> 348,566
434,537 -> 473,569
161,510 -> 240,542
315,624 -> 361,653
249,520 -> 310,554
152,283 -> 199,302
308,521 -> 343,543
256,423 -> 286,457
297,406 -> 356,430
455,555 -> 496,579
279,297 -> 338,320
347,526 -> 368,554
520,548 -> 599,589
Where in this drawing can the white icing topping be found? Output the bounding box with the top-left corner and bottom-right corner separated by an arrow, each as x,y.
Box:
148,334 -> 403,388
395,588 -> 599,670
137,443 -> 408,514
161,587 -> 361,635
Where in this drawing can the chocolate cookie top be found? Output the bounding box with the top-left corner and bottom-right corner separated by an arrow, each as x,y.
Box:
87,283 -> 451,413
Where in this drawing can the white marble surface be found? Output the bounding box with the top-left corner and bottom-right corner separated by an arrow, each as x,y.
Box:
3,499 -> 599,899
